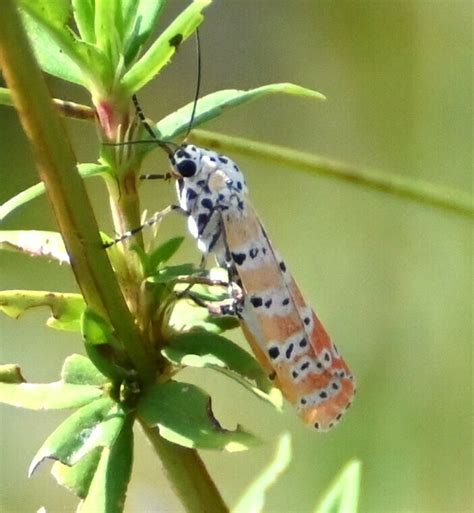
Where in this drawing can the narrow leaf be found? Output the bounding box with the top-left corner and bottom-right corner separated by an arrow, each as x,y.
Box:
0,290 -> 85,331
138,381 -> 259,451
72,0 -> 95,43
29,398 -> 124,475
82,308 -> 120,348
0,382 -> 103,410
120,0 -> 211,94
61,354 -> 108,386
314,460 -> 362,513
232,433 -> 292,513
148,263 -> 197,284
0,163 -> 108,221
78,417 -> 134,513
155,83 -> 325,142
52,447 -> 103,499
147,236 -> 185,272
163,332 -> 281,408
0,230 -> 69,264
165,298 -> 239,335
122,0 -> 167,65
81,308 -> 127,381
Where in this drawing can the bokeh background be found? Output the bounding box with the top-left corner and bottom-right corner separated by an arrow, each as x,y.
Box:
0,1 -> 472,512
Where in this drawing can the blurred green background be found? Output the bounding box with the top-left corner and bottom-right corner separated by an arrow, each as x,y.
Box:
0,1 -> 472,512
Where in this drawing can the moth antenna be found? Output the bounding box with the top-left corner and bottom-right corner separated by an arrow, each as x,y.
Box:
131,94 -> 174,157
184,27 -> 202,140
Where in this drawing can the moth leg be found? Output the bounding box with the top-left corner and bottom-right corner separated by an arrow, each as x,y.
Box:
104,204 -> 187,248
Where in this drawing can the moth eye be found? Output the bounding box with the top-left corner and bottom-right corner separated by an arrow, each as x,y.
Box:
176,159 -> 197,177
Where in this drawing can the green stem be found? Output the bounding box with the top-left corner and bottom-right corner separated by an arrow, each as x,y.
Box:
191,130 -> 473,219
139,420 -> 229,513
0,0 -> 154,383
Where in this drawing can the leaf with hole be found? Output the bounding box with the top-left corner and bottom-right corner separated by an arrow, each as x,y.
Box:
29,397 -> 125,476
0,364 -> 26,384
76,417 -> 133,513
0,290 -> 85,331
52,447 -> 103,499
138,381 -> 259,451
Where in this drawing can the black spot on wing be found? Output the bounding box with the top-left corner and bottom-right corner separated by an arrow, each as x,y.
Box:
279,261 -> 287,272
250,296 -> 263,308
186,188 -> 197,201
197,213 -> 209,235
285,343 -> 294,360
231,252 -> 246,265
264,299 -> 272,308
218,156 -> 228,164
249,248 -> 259,259
268,347 -> 280,360
201,198 -> 214,209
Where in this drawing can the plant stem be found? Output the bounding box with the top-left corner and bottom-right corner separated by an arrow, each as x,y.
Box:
191,130 -> 473,219
0,86 -> 95,121
0,0 -> 154,383
140,420 -> 229,513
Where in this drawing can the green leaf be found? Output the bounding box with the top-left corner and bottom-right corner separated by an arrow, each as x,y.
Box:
29,397 -> 125,475
19,0 -> 71,28
81,308 -> 127,382
52,447 -> 103,499
148,236 -> 185,271
0,230 -> 69,263
163,332 -> 282,409
314,460 -> 362,513
0,364 -> 26,384
232,433 -> 292,513
72,0 -> 96,43
120,0 -> 212,95
82,308 -> 120,348
122,0 -> 168,66
0,382 -> 104,410
0,163 -> 108,221
77,417 -> 134,513
18,4 -> 87,86
94,0 -> 121,63
165,297 -> 240,335
61,354 -> 108,386
80,309 -> 133,383
0,290 -> 85,331
148,263 -> 197,284
138,381 -> 259,451
155,83 -> 326,142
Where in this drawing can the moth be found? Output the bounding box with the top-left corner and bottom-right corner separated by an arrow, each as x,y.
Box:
166,144 -> 356,431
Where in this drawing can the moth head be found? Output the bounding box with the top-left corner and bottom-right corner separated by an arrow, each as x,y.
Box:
170,144 -> 202,178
